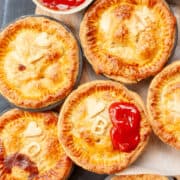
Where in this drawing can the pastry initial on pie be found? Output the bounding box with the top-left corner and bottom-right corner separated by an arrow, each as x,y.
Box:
86,98 -> 106,118
24,142 -> 41,157
23,122 -> 43,157
86,98 -> 108,135
91,116 -> 108,135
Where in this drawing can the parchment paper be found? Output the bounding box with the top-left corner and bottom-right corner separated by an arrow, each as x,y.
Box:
36,0 -> 180,176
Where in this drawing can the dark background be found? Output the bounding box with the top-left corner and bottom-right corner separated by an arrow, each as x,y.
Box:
0,0 -> 107,179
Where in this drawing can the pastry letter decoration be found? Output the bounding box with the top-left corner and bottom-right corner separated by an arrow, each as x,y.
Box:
91,116 -> 108,135
86,98 -> 106,118
24,142 -> 41,157
23,122 -> 42,157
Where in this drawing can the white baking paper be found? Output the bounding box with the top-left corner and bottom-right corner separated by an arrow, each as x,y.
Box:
36,0 -> 180,176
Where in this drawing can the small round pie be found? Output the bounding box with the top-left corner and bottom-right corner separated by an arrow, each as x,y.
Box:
147,61 -> 180,149
58,81 -> 151,174
80,0 -> 176,83
0,16 -> 80,110
110,175 -> 168,180
0,109 -> 72,179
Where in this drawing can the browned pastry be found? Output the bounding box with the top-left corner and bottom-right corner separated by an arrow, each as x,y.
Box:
0,109 -> 73,179
147,61 -> 180,149
0,16 -> 79,109
58,80 -> 151,174
111,174 -> 168,180
80,0 -> 176,83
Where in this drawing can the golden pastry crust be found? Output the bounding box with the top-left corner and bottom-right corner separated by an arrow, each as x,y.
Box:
0,109 -> 73,179
0,16 -> 79,109
58,80 -> 151,174
147,61 -> 180,149
111,174 -> 168,180
80,0 -> 176,83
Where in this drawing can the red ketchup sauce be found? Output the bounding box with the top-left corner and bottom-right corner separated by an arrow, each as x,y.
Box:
41,0 -> 85,10
109,102 -> 141,152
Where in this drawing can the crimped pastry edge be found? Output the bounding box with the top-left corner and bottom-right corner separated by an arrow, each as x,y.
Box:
0,108 -> 73,179
58,80 -> 151,174
0,15 -> 81,110
147,61 -> 180,150
79,0 -> 177,84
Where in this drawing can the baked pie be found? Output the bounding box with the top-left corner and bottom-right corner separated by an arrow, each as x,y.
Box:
58,80 -> 151,174
147,61 -> 180,149
0,109 -> 72,179
0,16 -> 80,110
110,175 -> 168,180
80,0 -> 176,83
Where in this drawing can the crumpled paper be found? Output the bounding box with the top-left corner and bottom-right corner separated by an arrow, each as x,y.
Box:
36,0 -> 180,176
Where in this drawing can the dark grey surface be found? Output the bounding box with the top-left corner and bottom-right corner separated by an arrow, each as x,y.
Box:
0,0 -> 37,113
0,0 -> 36,113
0,0 -> 106,179
0,0 -> 35,28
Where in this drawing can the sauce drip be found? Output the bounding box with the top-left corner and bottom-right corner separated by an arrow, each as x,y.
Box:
4,153 -> 39,180
41,0 -> 85,10
109,102 -> 141,152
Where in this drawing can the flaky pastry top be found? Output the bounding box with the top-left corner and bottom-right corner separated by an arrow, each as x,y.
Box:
59,81 -> 151,174
0,109 -> 72,179
80,0 -> 176,83
0,16 -> 79,109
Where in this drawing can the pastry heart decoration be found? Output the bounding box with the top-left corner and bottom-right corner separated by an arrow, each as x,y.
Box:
109,102 -> 141,152
86,98 -> 106,118
24,121 -> 42,137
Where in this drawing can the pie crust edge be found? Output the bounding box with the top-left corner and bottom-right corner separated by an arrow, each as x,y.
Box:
147,61 -> 180,150
0,16 -> 80,109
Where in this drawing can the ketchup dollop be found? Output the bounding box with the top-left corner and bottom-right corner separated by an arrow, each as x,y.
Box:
109,102 -> 141,152
41,0 -> 85,10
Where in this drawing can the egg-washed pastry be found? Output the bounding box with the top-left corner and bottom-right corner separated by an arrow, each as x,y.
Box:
58,80 -> 151,174
0,109 -> 72,179
110,174 -> 168,180
147,61 -> 180,149
0,16 -> 80,110
80,0 -> 176,83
